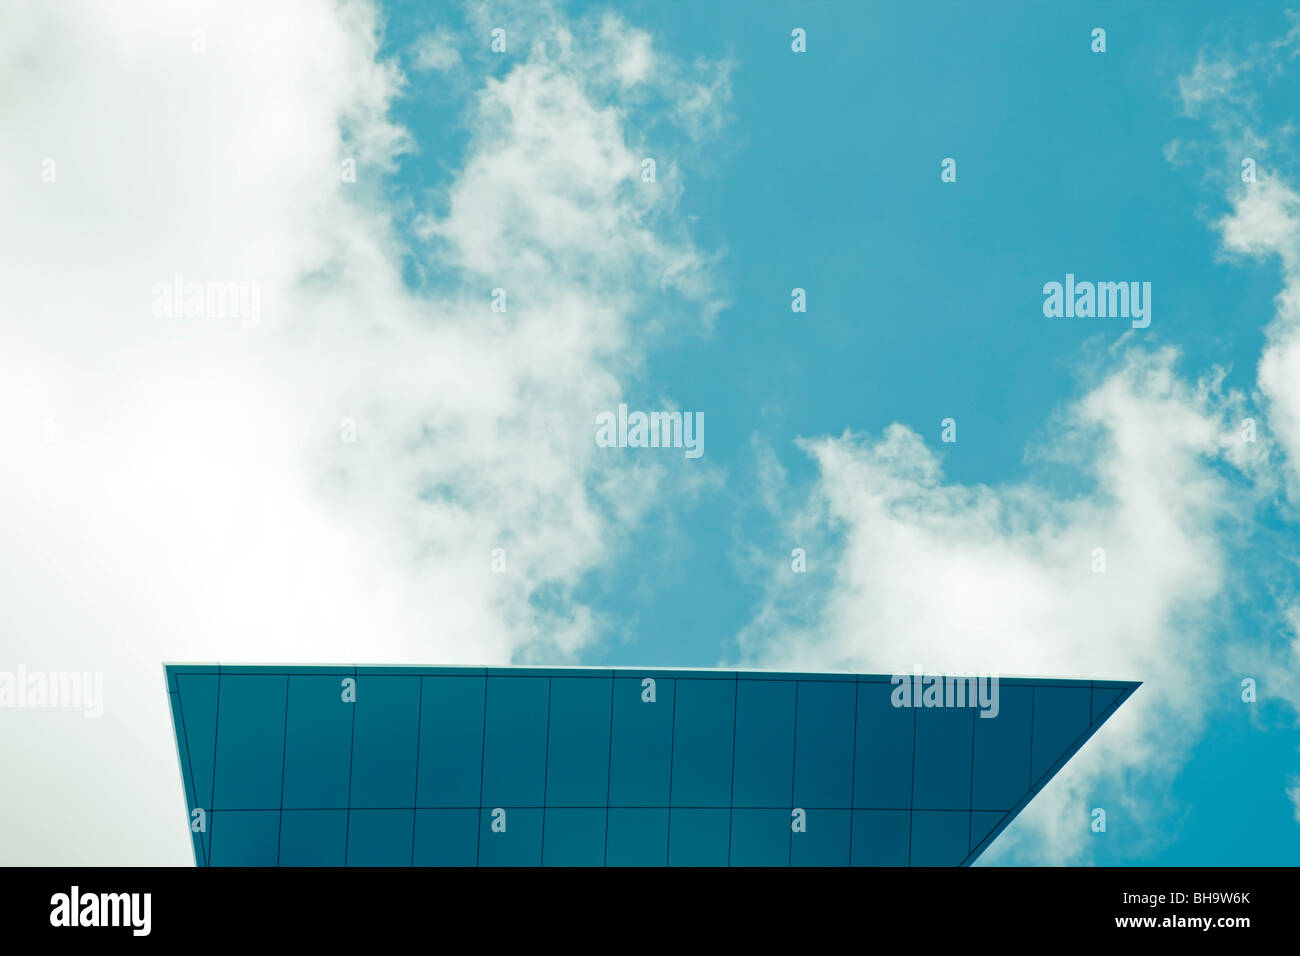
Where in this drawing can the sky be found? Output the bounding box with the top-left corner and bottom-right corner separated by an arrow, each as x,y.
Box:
2,0 -> 1299,866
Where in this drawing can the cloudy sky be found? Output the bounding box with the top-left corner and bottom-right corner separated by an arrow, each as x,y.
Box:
2,0 -> 1300,865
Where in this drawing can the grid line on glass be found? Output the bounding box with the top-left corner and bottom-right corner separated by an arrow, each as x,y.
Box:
539,677 -> 552,866
664,678 -> 678,865
1028,687 -> 1036,800
726,673 -> 739,864
787,681 -> 799,866
410,677 -> 424,867
275,675 -> 289,865
602,676 -> 615,865
210,671 -> 221,829
847,681 -> 859,864
906,705 -> 917,865
207,671 -> 222,867
966,703 -> 976,854
343,672 -> 357,865
475,674 -> 488,866
171,685 -> 207,866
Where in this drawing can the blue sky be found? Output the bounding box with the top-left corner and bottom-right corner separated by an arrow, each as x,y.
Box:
380,0 -> 1286,662
374,1 -> 1300,865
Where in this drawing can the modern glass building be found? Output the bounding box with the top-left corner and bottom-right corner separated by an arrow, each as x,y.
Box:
164,664 -> 1137,866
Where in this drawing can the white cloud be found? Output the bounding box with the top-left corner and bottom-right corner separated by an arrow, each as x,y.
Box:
1179,55 -> 1246,119
1215,175 -> 1300,509
598,14 -> 654,87
1179,16 -> 1300,824
412,27 -> 463,72
733,13 -> 1300,864
0,0 -> 727,863
737,349 -> 1259,863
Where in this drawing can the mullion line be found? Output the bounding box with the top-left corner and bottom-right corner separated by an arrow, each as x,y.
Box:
603,676 -> 615,867
475,674 -> 489,867
1028,688 -> 1035,794
208,669 -> 222,867
726,674 -> 738,867
411,676 -> 424,867
967,704 -> 976,858
539,677 -> 552,866
343,668 -> 357,867
848,682 -> 859,866
173,683 -> 207,867
788,681 -> 799,866
275,675 -> 289,866
664,679 -> 678,866
907,706 -> 916,866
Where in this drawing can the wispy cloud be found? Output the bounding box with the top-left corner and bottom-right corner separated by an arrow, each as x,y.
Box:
1181,17 -> 1300,742
737,348 -> 1260,862
737,13 -> 1300,865
412,27 -> 463,72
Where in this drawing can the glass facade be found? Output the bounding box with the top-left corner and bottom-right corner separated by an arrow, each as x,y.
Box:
164,665 -> 1138,867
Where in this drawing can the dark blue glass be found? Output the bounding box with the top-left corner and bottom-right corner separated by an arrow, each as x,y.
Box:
971,810 -> 1005,855
348,677 -> 420,810
213,676 -> 285,810
282,675 -> 353,810
542,809 -> 606,866
851,809 -> 910,866
1092,683 -> 1129,723
793,680 -> 855,809
972,685 -> 1032,812
853,682 -> 914,809
910,810 -> 970,866
605,808 -> 668,866
175,674 -> 218,812
481,677 -> 549,808
732,680 -> 795,808
608,676 -> 674,807
346,809 -> 414,866
413,809 -> 478,866
278,810 -> 346,866
477,808 -> 543,866
209,811 -> 279,866
670,679 -> 736,807
164,667 -> 1132,867
790,809 -> 850,866
545,677 -> 612,807
416,675 -> 485,808
667,808 -> 730,866
1031,686 -> 1091,781
912,704 -> 974,811
729,809 -> 789,866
